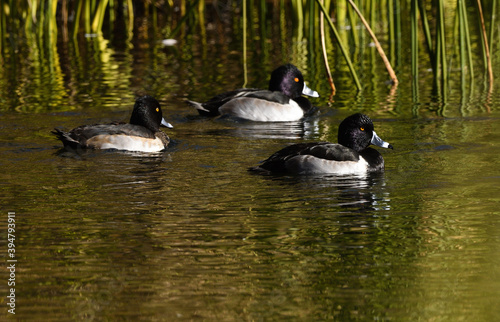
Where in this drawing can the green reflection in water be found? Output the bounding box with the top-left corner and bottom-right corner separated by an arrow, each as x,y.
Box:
1,1 -> 498,115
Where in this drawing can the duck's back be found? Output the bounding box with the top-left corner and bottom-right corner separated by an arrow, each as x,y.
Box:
188,88 -> 260,116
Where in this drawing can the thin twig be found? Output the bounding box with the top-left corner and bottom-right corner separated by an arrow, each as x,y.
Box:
242,0 -> 247,88
315,0 -> 362,90
320,0 -> 336,97
476,0 -> 494,91
347,0 -> 399,85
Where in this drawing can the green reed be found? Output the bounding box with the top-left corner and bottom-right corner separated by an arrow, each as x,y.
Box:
411,0 -> 419,102
316,0 -> 361,90
437,0 -> 448,100
0,0 -> 496,97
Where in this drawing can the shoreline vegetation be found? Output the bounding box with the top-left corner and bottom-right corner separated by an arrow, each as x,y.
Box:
0,1 -> 497,97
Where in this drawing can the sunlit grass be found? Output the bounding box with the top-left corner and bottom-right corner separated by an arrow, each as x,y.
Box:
0,0 -> 496,97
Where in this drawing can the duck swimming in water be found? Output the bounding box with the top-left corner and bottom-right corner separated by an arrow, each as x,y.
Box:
187,64 -> 319,122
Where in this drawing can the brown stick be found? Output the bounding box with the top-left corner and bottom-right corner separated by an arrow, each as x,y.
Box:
320,0 -> 336,97
347,0 -> 399,85
476,0 -> 494,91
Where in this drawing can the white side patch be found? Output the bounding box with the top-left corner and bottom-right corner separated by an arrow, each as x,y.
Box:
285,155 -> 369,175
219,97 -> 304,122
87,135 -> 166,152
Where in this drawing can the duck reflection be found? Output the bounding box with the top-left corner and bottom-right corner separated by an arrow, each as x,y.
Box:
259,171 -> 390,213
217,116 -> 321,140
233,118 -> 320,140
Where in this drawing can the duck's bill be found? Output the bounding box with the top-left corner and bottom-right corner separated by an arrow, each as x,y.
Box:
302,83 -> 319,98
161,118 -> 174,129
371,131 -> 393,149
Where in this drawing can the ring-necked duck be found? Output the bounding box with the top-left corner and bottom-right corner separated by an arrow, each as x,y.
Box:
250,113 -> 393,174
52,95 -> 173,152
187,64 -> 319,122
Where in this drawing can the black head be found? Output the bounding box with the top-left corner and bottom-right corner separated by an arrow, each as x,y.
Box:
268,64 -> 319,99
130,96 -> 172,132
338,113 -> 392,152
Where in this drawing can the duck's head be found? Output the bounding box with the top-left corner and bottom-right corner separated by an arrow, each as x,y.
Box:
338,113 -> 393,152
130,95 -> 173,132
268,64 -> 319,99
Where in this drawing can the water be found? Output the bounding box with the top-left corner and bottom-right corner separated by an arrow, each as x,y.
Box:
2,8 -> 500,321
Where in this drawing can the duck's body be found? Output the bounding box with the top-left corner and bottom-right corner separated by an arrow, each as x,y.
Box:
251,113 -> 393,175
52,123 -> 171,152
52,96 -> 173,153
187,64 -> 319,122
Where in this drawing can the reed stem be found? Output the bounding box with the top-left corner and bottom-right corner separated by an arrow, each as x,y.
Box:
92,0 -> 109,34
418,0 -> 435,70
347,0 -> 398,85
437,0 -> 448,99
411,0 -> 418,84
319,0 -> 335,96
316,0 -> 362,90
476,0 -> 494,89
243,0 -> 248,87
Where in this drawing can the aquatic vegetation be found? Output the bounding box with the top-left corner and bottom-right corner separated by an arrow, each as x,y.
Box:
0,1 -> 497,100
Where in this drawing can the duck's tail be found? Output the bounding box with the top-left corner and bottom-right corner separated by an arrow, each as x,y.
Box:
51,128 -> 80,149
185,99 -> 220,117
186,100 -> 208,112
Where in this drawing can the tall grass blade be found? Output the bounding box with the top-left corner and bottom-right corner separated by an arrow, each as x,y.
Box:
394,0 -> 402,66
85,0 -> 91,34
166,0 -> 201,39
315,0 -> 361,90
388,0 -> 395,64
61,0 -> 68,42
418,0 -> 435,70
411,0 -> 419,97
488,0 -> 496,56
460,0 -> 474,81
319,0 -> 335,96
347,1 -> 358,47
475,0 -> 494,90
458,0 -> 466,86
308,0 -> 315,43
92,0 -> 109,33
126,0 -> 134,40
72,0 -> 83,40
291,0 -> 304,40
109,0 -> 115,27
437,0 -> 448,100
242,0 -> 248,88
0,3 -> 6,54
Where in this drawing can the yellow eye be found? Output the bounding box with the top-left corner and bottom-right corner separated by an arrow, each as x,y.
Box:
294,77 -> 299,82
156,108 -> 159,112
360,127 -> 364,131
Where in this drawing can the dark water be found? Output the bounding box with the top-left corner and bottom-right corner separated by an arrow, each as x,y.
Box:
1,10 -> 500,321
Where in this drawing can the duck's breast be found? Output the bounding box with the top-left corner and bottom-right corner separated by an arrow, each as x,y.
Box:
285,154 -> 369,175
86,134 -> 167,152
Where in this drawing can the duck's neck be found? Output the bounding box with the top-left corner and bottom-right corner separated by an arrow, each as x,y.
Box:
360,148 -> 385,172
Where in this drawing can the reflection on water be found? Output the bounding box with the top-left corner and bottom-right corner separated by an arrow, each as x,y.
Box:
259,172 -> 390,213
204,115 -> 322,140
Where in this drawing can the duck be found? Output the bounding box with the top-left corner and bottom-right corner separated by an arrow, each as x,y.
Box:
186,64 -> 319,122
52,95 -> 173,152
250,113 -> 393,174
